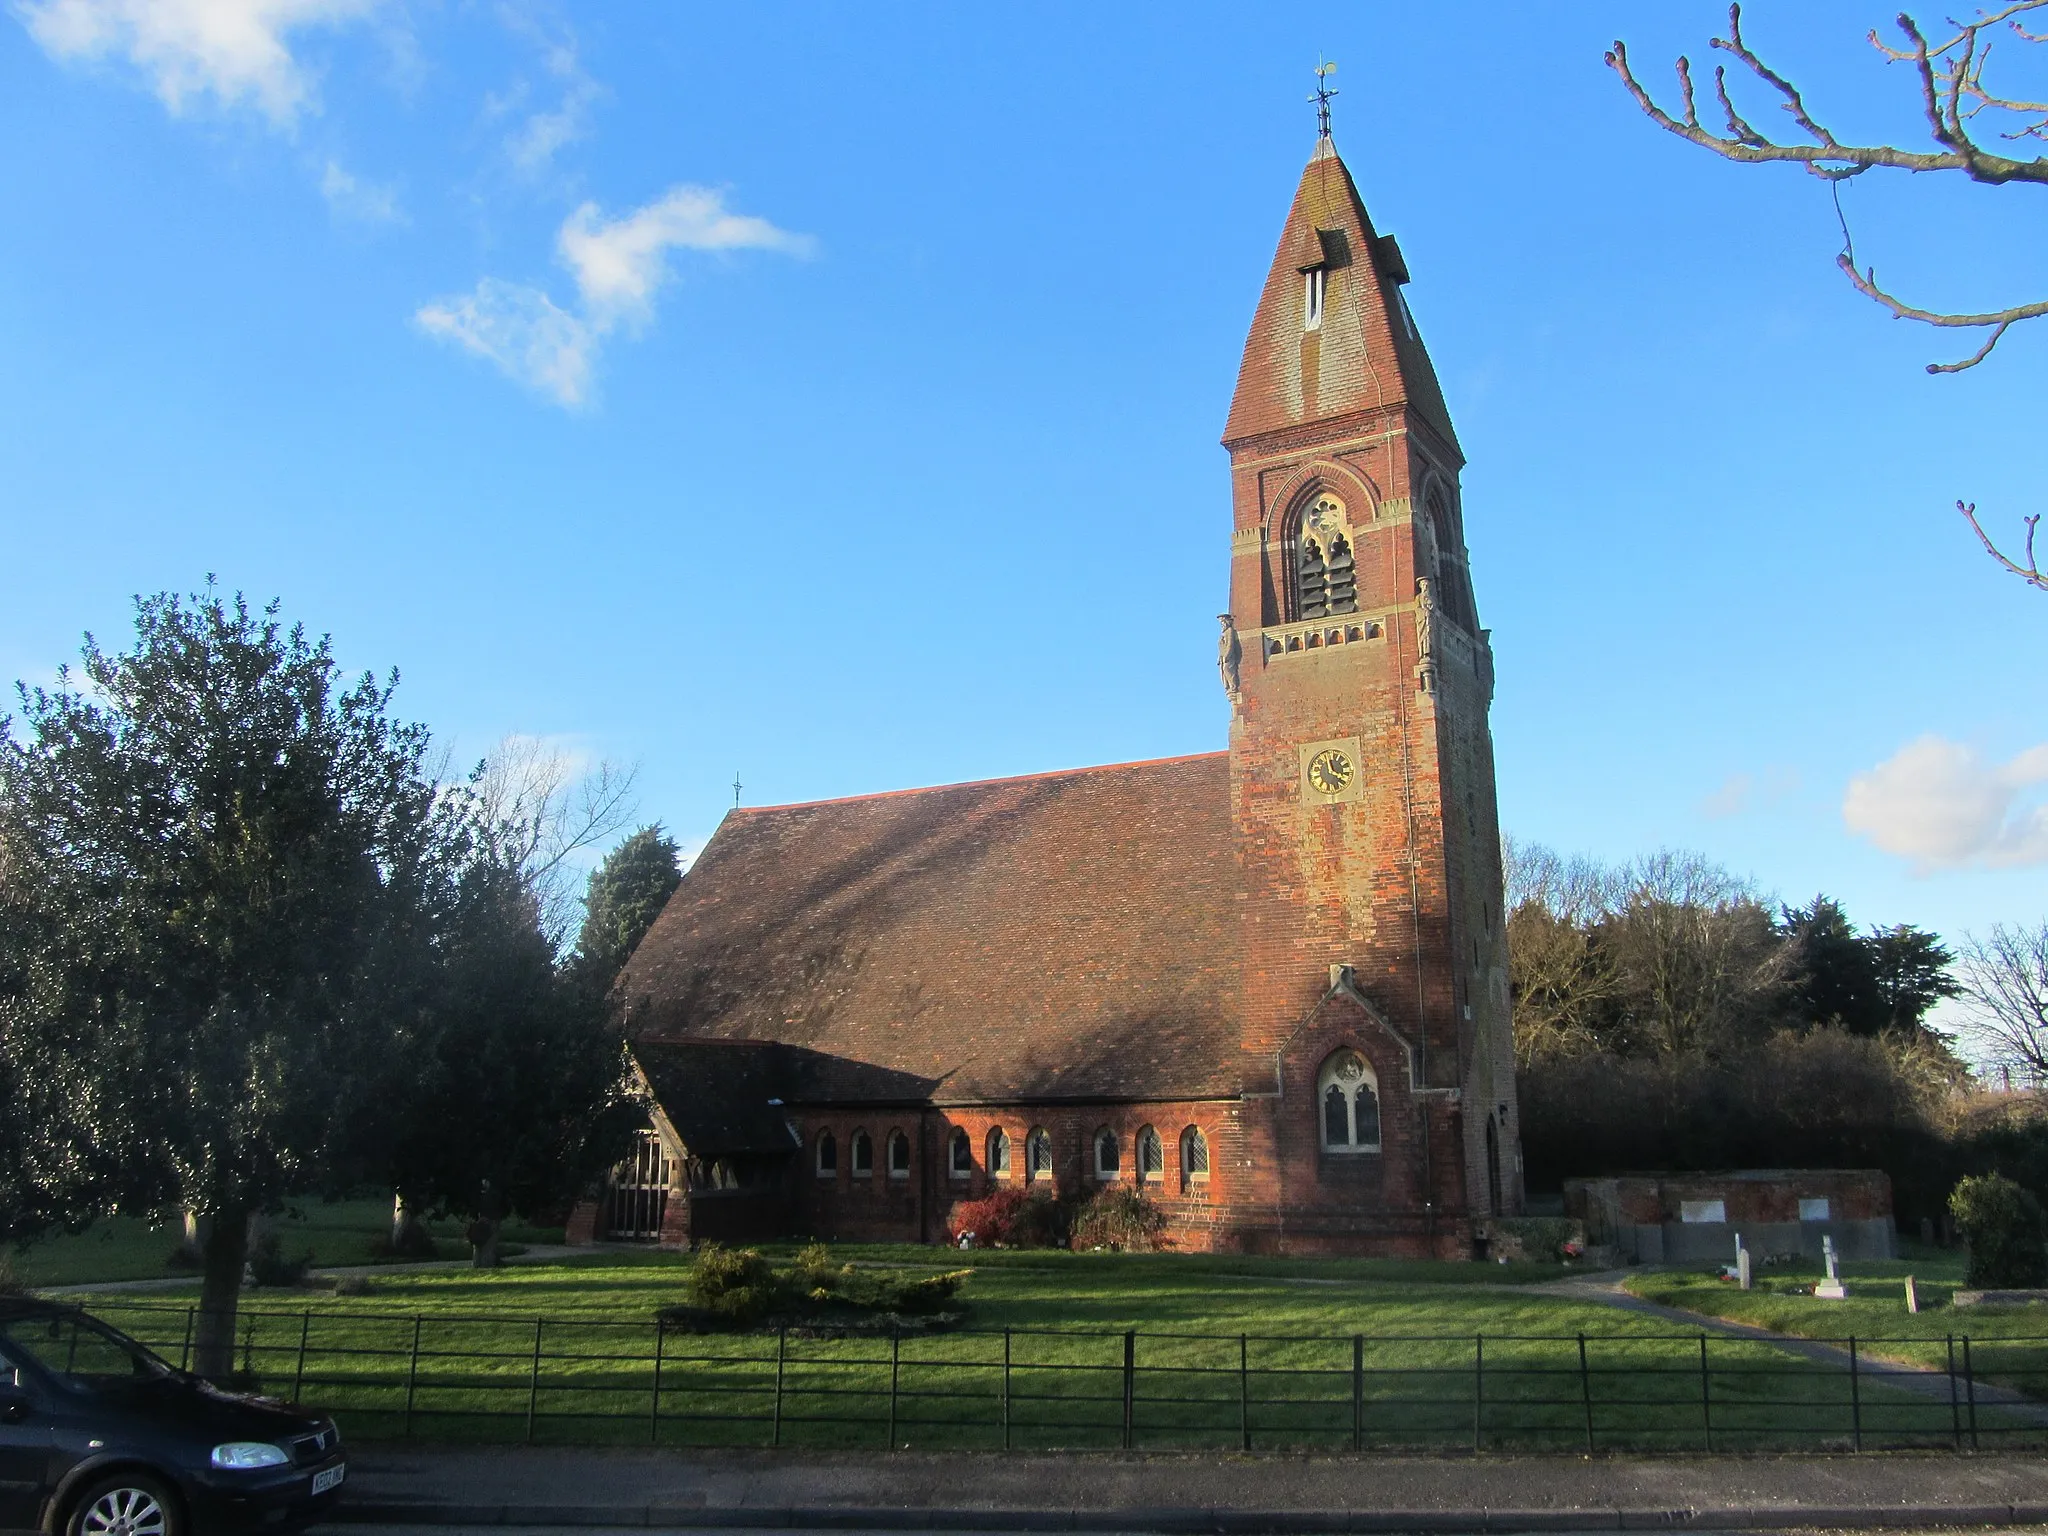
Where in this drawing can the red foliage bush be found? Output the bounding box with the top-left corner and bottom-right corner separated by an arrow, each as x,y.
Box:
948,1186 -> 1064,1248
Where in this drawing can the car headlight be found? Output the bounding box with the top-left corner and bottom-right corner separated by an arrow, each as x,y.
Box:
211,1442 -> 290,1469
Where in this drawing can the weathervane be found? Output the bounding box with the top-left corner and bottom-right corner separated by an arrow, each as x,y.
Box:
1310,59 -> 1338,140
732,771 -> 742,808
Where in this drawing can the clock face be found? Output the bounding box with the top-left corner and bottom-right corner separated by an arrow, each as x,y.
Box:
1307,748 -> 1355,796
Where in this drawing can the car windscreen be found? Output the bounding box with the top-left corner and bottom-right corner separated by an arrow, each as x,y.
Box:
0,1314 -> 177,1389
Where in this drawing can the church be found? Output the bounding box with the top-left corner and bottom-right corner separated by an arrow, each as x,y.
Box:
577,118 -> 1521,1258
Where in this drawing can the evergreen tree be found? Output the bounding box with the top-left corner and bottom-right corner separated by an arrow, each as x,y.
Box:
0,589 -> 461,1375
574,824 -> 682,987
1782,896 -> 1887,1035
1870,924 -> 1961,1036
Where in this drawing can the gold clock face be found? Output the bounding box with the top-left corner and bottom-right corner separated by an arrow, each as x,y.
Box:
1307,748 -> 1355,796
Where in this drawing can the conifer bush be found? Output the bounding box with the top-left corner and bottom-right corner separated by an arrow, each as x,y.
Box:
1950,1173 -> 2048,1289
1069,1187 -> 1169,1251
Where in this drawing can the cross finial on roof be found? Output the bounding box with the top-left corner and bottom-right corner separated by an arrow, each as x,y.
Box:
1310,59 -> 1338,140
733,771 -> 743,808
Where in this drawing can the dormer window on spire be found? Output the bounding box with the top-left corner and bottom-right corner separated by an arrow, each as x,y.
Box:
1303,268 -> 1325,330
1297,228 -> 1347,335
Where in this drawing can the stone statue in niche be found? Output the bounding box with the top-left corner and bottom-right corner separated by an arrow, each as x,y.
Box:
1414,577 -> 1438,659
1216,614 -> 1242,700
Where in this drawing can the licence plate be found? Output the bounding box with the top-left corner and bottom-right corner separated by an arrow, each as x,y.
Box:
311,1466 -> 345,1497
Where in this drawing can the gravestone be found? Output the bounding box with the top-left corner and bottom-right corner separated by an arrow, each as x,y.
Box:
1905,1274 -> 1919,1314
1735,1232 -> 1752,1291
1814,1233 -> 1848,1300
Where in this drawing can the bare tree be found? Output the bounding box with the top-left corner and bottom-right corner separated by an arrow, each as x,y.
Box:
463,736 -> 639,949
1958,920 -> 2048,1082
1607,3 -> 2047,592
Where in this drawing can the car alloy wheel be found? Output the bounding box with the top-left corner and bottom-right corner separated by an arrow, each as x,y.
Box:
71,1475 -> 177,1536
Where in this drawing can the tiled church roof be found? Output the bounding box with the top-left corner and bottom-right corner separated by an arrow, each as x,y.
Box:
617,752 -> 1243,1105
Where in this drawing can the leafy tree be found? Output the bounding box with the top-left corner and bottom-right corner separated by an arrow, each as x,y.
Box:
1607,5 -> 2048,592
573,824 -> 683,987
374,858 -> 639,1266
0,590 -> 460,1376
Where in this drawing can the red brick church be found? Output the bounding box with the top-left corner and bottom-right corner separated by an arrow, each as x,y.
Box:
582,124 -> 1521,1257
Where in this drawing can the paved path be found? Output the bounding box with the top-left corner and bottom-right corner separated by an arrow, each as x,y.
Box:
1522,1272 -> 2048,1428
314,1443 -> 2048,1531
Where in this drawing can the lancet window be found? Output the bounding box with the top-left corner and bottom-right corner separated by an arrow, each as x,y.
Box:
1295,493 -> 1358,620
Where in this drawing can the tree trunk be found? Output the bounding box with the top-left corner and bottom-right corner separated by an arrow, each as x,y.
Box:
469,1215 -> 502,1270
192,1204 -> 250,1381
392,1193 -> 427,1252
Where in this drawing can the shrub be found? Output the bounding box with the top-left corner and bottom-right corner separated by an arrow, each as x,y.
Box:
1951,1174 -> 2048,1289
948,1186 -> 1068,1248
1069,1187 -> 1169,1252
245,1234 -> 312,1288
369,1224 -> 441,1260
685,1243 -> 780,1326
331,1275 -> 373,1297
0,1255 -> 23,1297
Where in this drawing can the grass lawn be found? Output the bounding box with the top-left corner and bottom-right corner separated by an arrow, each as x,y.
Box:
5,1199 -> 564,1287
59,1249 -> 2021,1454
1624,1245 -> 2048,1406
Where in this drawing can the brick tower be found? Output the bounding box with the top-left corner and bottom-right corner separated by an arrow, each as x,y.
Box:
1219,130 -> 1519,1254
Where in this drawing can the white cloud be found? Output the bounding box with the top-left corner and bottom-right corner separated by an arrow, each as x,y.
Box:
17,0 -> 384,126
1843,735 -> 2048,873
415,277 -> 596,408
416,184 -> 811,407
320,158 -> 400,223
503,33 -> 601,174
1699,766 -> 1800,820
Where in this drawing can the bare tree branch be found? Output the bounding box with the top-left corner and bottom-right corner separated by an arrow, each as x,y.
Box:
466,736 -> 641,948
1958,500 -> 2048,589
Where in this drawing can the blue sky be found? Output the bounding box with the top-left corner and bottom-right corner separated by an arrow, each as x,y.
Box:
1,1 -> 2041,964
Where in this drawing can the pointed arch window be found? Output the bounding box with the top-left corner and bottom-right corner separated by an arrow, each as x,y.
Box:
1093,1127 -> 1121,1180
887,1129 -> 911,1179
815,1130 -> 838,1178
1318,1049 -> 1381,1153
1026,1127 -> 1053,1182
850,1129 -> 873,1178
949,1127 -> 973,1180
1179,1127 -> 1210,1192
987,1127 -> 1012,1179
1136,1125 -> 1164,1183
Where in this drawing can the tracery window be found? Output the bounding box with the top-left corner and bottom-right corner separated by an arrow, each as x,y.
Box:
1179,1127 -> 1210,1192
816,1130 -> 837,1178
850,1129 -> 873,1178
987,1127 -> 1012,1179
1318,1049 -> 1382,1153
1093,1127 -> 1121,1180
887,1130 -> 911,1179
949,1127 -> 973,1180
1026,1128 -> 1053,1182
1136,1125 -> 1163,1182
1296,494 -> 1358,619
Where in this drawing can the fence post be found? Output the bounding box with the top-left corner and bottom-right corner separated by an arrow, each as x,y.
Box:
292,1311 -> 311,1405
887,1325 -> 900,1450
402,1317 -> 422,1440
1472,1334 -> 1484,1452
650,1319 -> 666,1447
1963,1335 -> 1979,1450
1351,1334 -> 1364,1453
1577,1334 -> 1595,1454
524,1319 -> 544,1446
1698,1334 -> 1712,1453
1001,1329 -> 1012,1453
1122,1331 -> 1136,1451
241,1314 -> 256,1377
1238,1333 -> 1250,1452
1946,1334 -> 1962,1452
179,1308 -> 195,1373
1847,1335 -> 1862,1452
773,1327 -> 787,1449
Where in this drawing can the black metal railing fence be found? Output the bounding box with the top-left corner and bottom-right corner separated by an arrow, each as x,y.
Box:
79,1300 -> 2048,1454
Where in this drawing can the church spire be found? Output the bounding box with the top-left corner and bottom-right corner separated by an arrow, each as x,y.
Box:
1221,132 -> 1459,456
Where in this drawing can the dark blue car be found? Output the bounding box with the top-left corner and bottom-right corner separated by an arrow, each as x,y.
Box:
0,1299 -> 346,1536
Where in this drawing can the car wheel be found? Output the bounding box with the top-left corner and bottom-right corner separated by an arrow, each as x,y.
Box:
65,1472 -> 181,1536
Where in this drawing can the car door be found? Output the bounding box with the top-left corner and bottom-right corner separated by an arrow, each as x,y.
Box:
0,1355 -> 53,1535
